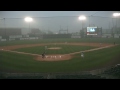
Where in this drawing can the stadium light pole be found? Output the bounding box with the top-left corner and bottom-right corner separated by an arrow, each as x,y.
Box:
24,17 -> 33,34
0,18 -> 6,36
78,15 -> 86,37
89,16 -> 90,27
78,15 -> 86,30
3,18 -> 6,39
113,13 -> 120,31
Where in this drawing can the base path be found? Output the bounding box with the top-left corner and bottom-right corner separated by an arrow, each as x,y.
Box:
0,43 -> 118,61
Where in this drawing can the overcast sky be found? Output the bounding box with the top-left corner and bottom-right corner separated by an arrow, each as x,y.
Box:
0,11 -> 119,34
0,11 -> 118,18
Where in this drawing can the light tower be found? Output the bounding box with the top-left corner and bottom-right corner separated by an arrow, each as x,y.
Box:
24,17 -> 33,34
78,15 -> 86,30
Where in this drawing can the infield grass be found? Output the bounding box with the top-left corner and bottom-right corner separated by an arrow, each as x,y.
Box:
12,45 -> 95,54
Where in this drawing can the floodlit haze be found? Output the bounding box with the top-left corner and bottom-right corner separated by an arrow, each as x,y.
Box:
0,11 -> 120,34
0,11 -> 118,18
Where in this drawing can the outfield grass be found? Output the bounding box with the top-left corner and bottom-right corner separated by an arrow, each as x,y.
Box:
0,38 -> 120,46
0,45 -> 120,73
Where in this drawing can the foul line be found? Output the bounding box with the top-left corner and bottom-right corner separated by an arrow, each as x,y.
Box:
64,45 -> 118,55
0,49 -> 41,56
0,44 -> 118,56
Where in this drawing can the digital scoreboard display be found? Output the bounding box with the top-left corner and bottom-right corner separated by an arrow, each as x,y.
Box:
87,27 -> 97,35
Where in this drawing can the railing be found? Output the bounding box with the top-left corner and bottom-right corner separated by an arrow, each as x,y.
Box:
0,66 -> 112,79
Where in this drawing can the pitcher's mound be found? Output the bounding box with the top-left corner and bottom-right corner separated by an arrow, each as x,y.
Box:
47,47 -> 61,50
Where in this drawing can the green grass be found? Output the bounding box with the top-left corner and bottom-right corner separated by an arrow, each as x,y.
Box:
12,45 -> 95,54
0,38 -> 120,46
0,45 -> 120,73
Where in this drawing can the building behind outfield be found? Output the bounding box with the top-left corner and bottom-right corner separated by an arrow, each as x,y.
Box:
0,27 -> 22,38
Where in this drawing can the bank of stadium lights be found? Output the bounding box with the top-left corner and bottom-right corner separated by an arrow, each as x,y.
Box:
78,15 -> 86,30
113,13 -> 120,17
24,17 -> 33,33
78,15 -> 86,20
24,17 -> 33,22
113,13 -> 120,29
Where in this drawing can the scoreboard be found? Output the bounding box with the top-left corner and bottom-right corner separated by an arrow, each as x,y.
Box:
87,27 -> 102,36
87,27 -> 97,35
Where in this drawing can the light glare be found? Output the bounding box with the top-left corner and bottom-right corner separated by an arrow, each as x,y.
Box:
113,13 -> 120,17
78,15 -> 86,20
24,17 -> 33,22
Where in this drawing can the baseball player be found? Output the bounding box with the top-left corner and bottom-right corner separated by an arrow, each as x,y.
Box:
81,52 -> 84,58
41,51 -> 46,58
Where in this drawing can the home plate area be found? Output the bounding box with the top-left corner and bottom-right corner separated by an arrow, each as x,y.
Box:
35,54 -> 72,61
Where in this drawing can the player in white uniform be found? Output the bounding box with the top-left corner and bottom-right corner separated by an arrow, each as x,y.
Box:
81,52 -> 84,58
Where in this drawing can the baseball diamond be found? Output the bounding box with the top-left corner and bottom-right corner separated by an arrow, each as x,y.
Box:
0,11 -> 120,79
0,37 -> 120,79
0,42 -> 116,61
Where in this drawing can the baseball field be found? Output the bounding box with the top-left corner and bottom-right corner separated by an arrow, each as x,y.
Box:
0,38 -> 120,78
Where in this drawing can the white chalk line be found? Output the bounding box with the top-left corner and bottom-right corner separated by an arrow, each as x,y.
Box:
0,49 -> 40,56
64,44 -> 118,55
0,44 -> 118,57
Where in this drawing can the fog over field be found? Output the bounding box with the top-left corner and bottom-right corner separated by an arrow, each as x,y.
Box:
0,11 -> 120,34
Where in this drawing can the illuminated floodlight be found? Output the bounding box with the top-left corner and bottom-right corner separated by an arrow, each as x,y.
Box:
24,17 -> 33,32
24,17 -> 33,22
113,13 -> 120,17
78,15 -> 86,20
78,15 -> 86,30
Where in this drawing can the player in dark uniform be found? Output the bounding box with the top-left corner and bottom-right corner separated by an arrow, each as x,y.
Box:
41,51 -> 46,58
41,46 -> 47,58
